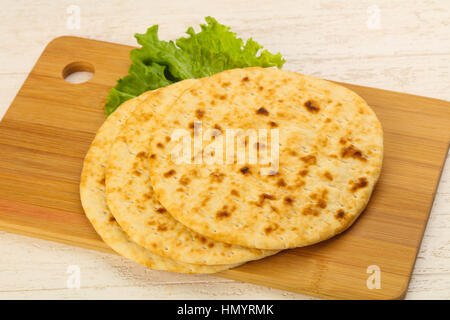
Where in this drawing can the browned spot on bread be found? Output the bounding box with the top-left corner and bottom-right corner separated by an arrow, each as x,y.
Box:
165,136 -> 171,142
299,169 -> 308,177
317,199 -> 327,209
141,113 -> 151,122
216,210 -> 231,219
179,175 -> 191,186
270,206 -> 280,214
284,196 -> 294,205
277,178 -> 287,187
304,100 -> 320,113
341,145 -> 367,161
133,170 -> 141,177
143,192 -> 152,200
156,207 -> 167,214
262,193 -> 276,201
219,94 -> 227,100
189,122 -> 194,129
339,138 -> 347,144
257,193 -> 276,207
157,224 -> 168,232
214,124 -> 222,131
195,109 -> 205,119
269,121 -> 278,127
190,169 -> 199,177
201,196 -> 210,206
319,137 -> 328,147
98,177 -> 105,186
324,171 -> 333,181
336,209 -> 345,219
254,142 -> 266,151
108,216 -> 116,222
258,86 -> 264,91
240,166 -> 250,175
325,118 -> 331,123
301,155 -> 317,166
289,149 -> 298,156
210,171 -> 225,183
221,81 -> 231,87
176,187 -> 183,192
288,178 -> 306,190
230,189 -> 240,197
211,100 -> 216,106
312,189 -> 328,208
224,243 -> 231,248
351,177 -> 368,192
190,89 -> 198,96
194,234 -> 207,244
302,206 -> 320,216
264,223 -> 279,235
242,76 -> 249,82
150,153 -> 156,159
156,142 -> 164,149
207,242 -> 215,248
136,151 -> 148,159
256,107 -> 269,116
163,169 -> 176,178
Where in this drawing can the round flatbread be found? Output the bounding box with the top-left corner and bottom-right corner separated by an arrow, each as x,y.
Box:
80,85 -> 238,273
147,67 -> 383,250
106,79 -> 278,265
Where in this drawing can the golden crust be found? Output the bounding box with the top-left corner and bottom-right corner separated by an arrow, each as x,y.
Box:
105,79 -> 278,265
80,86 -> 239,273
148,67 -> 383,250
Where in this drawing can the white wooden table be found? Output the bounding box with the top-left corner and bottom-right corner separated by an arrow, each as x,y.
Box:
0,0 -> 449,299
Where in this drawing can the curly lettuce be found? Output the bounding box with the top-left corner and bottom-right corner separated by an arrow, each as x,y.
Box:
105,17 -> 285,115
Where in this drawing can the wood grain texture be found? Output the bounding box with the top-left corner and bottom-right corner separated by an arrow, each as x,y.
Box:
0,35 -> 449,300
0,0 -> 449,300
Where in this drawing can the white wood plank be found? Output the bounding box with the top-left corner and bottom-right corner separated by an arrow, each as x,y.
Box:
0,0 -> 449,299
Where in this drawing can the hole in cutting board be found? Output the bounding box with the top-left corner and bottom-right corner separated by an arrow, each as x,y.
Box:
62,61 -> 94,84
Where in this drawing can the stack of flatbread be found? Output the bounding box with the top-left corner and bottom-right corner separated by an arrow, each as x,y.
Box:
80,67 -> 383,273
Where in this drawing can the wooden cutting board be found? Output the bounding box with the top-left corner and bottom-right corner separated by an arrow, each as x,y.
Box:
1,36 -> 449,300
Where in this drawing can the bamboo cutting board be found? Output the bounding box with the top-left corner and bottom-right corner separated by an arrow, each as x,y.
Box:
0,36 -> 449,300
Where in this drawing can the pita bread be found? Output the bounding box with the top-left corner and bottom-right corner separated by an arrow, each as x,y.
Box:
80,85 -> 238,273
147,67 -> 383,249
106,79 -> 278,265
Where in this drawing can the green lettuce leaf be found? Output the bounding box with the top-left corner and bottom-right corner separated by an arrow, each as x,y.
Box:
105,17 -> 285,115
